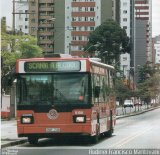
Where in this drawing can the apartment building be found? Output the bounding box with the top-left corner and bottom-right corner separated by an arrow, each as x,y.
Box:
134,0 -> 152,65
120,0 -> 131,37
54,0 -> 115,56
29,0 -> 55,54
133,0 -> 152,82
14,0 -> 117,55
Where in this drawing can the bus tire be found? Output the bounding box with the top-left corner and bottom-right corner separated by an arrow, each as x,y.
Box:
90,134 -> 99,144
28,136 -> 38,145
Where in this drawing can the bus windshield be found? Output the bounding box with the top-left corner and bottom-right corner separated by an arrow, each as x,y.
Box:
16,73 -> 89,105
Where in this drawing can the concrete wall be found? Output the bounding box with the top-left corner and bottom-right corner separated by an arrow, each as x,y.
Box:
54,0 -> 65,54
135,20 -> 147,82
101,0 -> 113,23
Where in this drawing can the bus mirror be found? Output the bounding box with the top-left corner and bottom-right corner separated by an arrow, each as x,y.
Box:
94,86 -> 100,98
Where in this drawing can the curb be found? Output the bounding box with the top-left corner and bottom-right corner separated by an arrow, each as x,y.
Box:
1,106 -> 160,148
116,105 -> 160,119
1,139 -> 28,149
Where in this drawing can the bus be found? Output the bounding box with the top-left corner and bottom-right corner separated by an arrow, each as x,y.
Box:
16,54 -> 116,144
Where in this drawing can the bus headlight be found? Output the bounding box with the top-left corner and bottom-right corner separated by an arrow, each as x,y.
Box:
21,115 -> 34,124
73,115 -> 86,123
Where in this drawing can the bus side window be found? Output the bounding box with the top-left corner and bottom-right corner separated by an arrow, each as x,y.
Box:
94,86 -> 100,98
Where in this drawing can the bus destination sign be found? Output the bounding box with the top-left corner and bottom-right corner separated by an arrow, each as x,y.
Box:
24,61 -> 81,72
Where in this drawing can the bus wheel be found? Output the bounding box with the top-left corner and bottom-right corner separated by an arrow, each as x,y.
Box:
90,134 -> 99,144
104,129 -> 113,137
28,136 -> 38,145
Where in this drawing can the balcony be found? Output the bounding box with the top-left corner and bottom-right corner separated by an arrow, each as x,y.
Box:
38,23 -> 54,27
39,15 -> 54,20
39,31 -> 54,35
39,0 -> 55,3
39,39 -> 54,44
42,47 -> 54,53
39,7 -> 54,12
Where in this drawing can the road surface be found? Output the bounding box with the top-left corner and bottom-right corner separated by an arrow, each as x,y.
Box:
2,108 -> 160,155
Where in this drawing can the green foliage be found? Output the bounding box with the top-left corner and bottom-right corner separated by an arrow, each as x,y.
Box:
138,64 -> 155,83
115,79 -> 133,105
84,19 -> 130,64
1,22 -> 43,93
137,73 -> 160,100
17,35 -> 42,58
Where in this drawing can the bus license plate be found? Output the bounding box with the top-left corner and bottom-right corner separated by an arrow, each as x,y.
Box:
46,128 -> 60,133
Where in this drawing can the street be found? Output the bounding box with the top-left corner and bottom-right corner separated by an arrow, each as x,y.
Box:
2,107 -> 160,155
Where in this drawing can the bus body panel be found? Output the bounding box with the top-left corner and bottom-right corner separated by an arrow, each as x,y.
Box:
16,57 -> 116,141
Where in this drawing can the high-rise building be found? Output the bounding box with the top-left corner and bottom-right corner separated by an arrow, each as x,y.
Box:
135,0 -> 152,62
54,0 -> 115,56
14,0 -> 118,55
134,0 -> 152,82
120,0 -> 131,37
29,0 -> 55,54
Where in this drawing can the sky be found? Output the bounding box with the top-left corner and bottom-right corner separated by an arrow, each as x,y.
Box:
0,0 -> 160,37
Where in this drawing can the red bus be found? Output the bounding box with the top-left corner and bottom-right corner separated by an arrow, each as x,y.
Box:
16,54 -> 116,144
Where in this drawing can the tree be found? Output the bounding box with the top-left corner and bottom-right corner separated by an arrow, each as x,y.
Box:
84,19 -> 130,64
138,64 -> 155,83
1,21 -> 42,93
137,72 -> 160,104
115,79 -> 133,105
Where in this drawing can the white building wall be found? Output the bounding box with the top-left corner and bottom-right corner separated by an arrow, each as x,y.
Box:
15,0 -> 29,34
155,42 -> 160,64
120,53 -> 130,79
95,0 -> 101,27
120,0 -> 131,37
65,0 -> 73,54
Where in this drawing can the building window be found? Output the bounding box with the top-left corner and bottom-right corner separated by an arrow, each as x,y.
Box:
78,17 -> 82,21
123,10 -> 127,14
72,36 -> 76,40
85,7 -> 88,11
25,25 -> 28,29
25,18 -> 28,21
78,36 -> 82,40
123,57 -> 127,61
85,17 -> 88,21
123,26 -> 127,30
78,7 -> 82,12
31,19 -> 36,23
79,27 -> 82,31
78,46 -> 83,50
85,26 -> 88,31
90,7 -> 94,11
90,27 -> 94,31
73,27 -> 76,31
123,18 -> 127,22
72,17 -> 76,21
90,17 -> 94,21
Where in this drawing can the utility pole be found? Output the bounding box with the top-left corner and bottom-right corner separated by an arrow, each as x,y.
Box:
12,0 -> 15,35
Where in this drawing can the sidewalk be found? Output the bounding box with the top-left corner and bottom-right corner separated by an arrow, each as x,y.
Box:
1,105 -> 160,148
1,119 -> 27,148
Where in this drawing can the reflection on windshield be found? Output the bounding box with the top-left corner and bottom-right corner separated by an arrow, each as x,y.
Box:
16,73 -> 89,105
